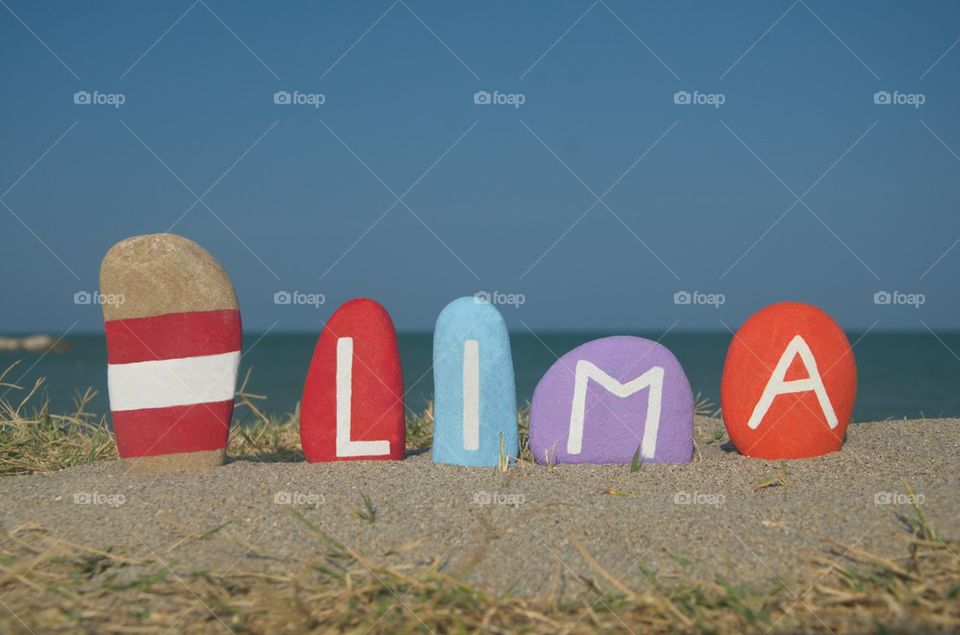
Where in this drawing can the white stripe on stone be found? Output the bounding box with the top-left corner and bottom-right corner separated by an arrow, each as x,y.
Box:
108,351 -> 240,412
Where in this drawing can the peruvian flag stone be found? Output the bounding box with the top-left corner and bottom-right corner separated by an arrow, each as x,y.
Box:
300,299 -> 405,462
100,233 -> 241,472
721,302 -> 856,459
432,296 -> 518,467
530,336 -> 694,465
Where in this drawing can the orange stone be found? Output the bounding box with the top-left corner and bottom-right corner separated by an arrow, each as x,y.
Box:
721,302 -> 856,459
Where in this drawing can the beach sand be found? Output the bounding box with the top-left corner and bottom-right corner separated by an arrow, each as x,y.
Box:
1,417 -> 958,600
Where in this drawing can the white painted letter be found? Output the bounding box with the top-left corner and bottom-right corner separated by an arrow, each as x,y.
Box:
568,361 -> 664,459
747,335 -> 838,430
462,339 -> 480,450
336,337 -> 390,457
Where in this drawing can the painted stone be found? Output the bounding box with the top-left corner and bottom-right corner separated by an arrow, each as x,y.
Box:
721,301 -> 856,460
432,296 -> 518,466
530,336 -> 694,464
300,298 -> 405,462
100,233 -> 241,473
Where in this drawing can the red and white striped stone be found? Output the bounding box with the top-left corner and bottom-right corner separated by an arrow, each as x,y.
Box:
100,234 -> 241,472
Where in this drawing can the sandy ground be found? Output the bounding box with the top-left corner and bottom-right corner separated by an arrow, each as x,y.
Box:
1,417 -> 958,597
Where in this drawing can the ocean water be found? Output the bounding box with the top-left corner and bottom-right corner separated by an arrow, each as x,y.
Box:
1,332 -> 958,423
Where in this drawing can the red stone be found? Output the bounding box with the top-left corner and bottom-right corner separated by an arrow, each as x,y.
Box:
721,302 -> 856,459
300,298 -> 405,462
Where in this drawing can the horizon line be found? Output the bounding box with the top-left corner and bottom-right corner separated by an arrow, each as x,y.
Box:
4,328 -> 959,338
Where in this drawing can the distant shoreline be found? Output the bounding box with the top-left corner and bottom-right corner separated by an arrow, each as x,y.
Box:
0,334 -> 71,353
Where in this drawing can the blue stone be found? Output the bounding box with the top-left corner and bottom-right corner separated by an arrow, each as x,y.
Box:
432,296 -> 518,466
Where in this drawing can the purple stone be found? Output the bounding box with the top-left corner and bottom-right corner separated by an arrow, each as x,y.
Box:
530,336 -> 694,464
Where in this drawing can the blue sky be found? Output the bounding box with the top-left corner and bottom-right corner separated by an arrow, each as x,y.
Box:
1,1 -> 959,334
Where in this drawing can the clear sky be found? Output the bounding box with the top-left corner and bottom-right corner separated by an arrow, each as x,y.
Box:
1,1 -> 958,334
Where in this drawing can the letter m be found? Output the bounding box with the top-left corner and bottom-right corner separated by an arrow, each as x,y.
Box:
568,361 -> 664,459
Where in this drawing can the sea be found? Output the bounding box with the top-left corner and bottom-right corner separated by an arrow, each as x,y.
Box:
2,332 -> 959,423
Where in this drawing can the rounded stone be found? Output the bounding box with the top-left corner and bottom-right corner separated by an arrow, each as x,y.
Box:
300,298 -> 405,462
530,336 -> 694,465
721,301 -> 857,459
100,233 -> 241,473
432,296 -> 518,467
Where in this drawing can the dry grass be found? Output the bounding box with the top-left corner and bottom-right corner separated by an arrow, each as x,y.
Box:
0,505 -> 957,634
0,363 -> 116,477
1,370 -> 958,633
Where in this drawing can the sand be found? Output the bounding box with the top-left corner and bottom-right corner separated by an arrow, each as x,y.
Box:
1,417 -> 958,597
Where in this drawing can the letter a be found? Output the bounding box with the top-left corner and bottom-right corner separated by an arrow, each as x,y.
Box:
747,335 -> 838,430
568,361 -> 664,459
336,337 -> 390,457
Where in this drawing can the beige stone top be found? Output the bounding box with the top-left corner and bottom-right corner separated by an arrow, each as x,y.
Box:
99,233 -> 238,321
